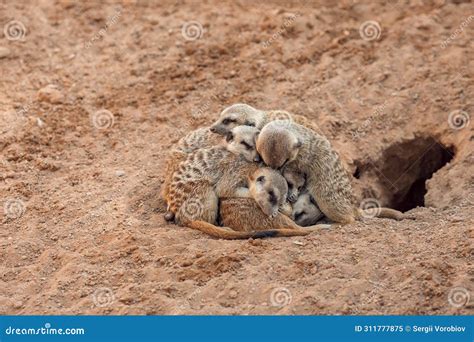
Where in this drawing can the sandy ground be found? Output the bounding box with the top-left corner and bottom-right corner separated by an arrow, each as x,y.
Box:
0,0 -> 473,315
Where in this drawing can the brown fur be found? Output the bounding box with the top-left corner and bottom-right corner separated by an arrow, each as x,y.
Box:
257,121 -> 410,223
163,126 -> 260,221
210,103 -> 320,136
162,127 -> 221,204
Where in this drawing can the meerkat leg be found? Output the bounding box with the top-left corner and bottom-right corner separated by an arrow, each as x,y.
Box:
176,189 -> 219,225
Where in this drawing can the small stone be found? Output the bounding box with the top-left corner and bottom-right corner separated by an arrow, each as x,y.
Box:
0,47 -> 11,58
115,170 -> 126,177
37,117 -> 45,127
37,84 -> 64,104
293,241 -> 304,246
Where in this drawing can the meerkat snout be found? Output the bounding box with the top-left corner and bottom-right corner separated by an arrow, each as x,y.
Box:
249,167 -> 288,218
256,121 -> 302,169
225,125 -> 261,162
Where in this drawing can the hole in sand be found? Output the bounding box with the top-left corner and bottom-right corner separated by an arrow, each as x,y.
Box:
357,137 -> 455,212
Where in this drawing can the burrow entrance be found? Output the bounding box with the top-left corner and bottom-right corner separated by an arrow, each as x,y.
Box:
354,137 -> 455,212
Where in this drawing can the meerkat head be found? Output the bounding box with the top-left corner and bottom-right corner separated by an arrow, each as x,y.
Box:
210,104 -> 265,135
225,125 -> 261,162
256,121 -> 302,169
292,190 -> 324,227
282,167 -> 306,203
249,167 -> 288,218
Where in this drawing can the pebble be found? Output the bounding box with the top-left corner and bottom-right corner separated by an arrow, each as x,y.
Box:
115,170 -> 126,177
37,84 -> 64,104
0,47 -> 11,58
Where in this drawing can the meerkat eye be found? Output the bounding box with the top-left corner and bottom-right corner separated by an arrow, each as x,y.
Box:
256,175 -> 265,183
240,141 -> 253,150
222,118 -> 236,125
295,211 -> 306,221
309,196 -> 317,206
244,120 -> 255,127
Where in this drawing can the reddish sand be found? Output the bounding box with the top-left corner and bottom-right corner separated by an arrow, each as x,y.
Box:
0,0 -> 472,314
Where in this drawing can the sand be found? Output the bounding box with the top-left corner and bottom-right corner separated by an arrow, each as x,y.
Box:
0,0 -> 472,315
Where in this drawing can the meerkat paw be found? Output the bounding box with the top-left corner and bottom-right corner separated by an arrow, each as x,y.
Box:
234,186 -> 251,198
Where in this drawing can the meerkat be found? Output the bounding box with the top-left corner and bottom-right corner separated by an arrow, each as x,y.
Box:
162,125 -> 261,221
256,121 -> 409,223
282,165 -> 306,203
292,190 -> 325,227
209,103 -> 320,136
188,168 -> 331,239
165,125 -> 263,226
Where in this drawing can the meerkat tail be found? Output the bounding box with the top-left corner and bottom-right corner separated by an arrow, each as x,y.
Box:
187,221 -> 315,239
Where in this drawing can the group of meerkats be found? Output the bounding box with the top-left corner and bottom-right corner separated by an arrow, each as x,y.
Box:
161,104 -> 411,239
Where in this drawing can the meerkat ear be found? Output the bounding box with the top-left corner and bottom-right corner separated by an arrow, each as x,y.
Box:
225,131 -> 234,142
256,175 -> 265,183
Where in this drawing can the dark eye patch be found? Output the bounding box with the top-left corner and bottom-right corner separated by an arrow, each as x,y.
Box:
222,118 -> 236,125
295,211 -> 306,221
268,190 -> 277,205
256,175 -> 265,182
244,120 -> 255,127
241,140 -> 253,150
309,195 -> 317,206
